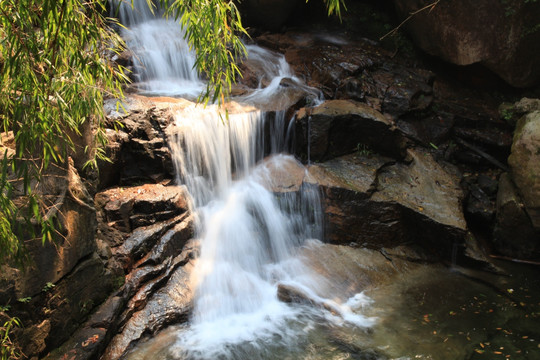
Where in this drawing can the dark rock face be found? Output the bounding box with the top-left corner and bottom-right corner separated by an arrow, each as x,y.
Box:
493,173 -> 540,259
101,246 -> 196,360
237,0 -> 303,30
0,160 -> 114,359
295,100 -> 407,162
310,149 -> 467,255
393,0 -> 540,87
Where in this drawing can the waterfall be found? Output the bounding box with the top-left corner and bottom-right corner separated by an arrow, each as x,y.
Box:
112,2 -> 374,358
110,0 -> 204,97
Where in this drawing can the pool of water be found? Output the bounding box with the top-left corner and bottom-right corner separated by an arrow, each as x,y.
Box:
123,252 -> 539,360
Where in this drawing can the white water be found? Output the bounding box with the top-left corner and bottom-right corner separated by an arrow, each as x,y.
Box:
112,2 -> 374,358
111,0 -> 204,97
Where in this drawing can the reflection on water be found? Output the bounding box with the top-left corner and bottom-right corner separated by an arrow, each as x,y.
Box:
364,262 -> 540,360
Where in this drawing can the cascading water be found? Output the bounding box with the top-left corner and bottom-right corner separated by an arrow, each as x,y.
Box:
110,0 -> 204,97
112,2 -> 374,358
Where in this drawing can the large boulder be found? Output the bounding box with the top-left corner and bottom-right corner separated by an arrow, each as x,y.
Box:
507,109 -> 540,229
308,149 -> 467,255
393,0 -> 540,87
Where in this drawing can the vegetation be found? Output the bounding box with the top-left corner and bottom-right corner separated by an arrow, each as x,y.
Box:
0,0 -> 127,266
0,314 -> 23,360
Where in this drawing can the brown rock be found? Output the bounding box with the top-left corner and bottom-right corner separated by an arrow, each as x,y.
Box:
394,0 -> 540,87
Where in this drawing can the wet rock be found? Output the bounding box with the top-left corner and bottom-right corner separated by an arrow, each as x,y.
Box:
256,155 -> 307,193
493,173 -> 540,260
277,283 -> 340,315
102,251 -> 195,360
103,96 -> 191,186
113,214 -> 187,270
507,110 -> 540,229
123,263 -> 168,300
140,215 -> 195,266
295,99 -> 407,162
394,0 -> 540,87
300,241 -> 419,299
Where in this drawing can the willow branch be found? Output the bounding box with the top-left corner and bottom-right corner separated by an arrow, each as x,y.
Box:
380,0 -> 441,41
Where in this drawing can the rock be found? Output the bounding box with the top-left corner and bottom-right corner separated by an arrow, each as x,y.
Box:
2,161 -> 97,300
140,215 -> 195,266
465,184 -> 496,226
101,253 -> 195,360
372,149 -> 467,244
19,320 -> 51,358
113,214 -> 186,270
493,173 -> 539,260
41,254 -> 114,352
308,149 -> 467,256
103,96 -> 190,186
43,297 -> 124,360
299,241 -> 420,300
95,184 -> 188,233
295,99 -> 407,162
393,0 -> 540,87
507,110 -> 540,228
99,129 -> 130,189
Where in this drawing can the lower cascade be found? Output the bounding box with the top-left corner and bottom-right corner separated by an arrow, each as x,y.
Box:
159,103 -> 374,359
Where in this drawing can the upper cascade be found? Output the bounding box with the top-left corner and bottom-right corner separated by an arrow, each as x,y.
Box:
110,0 -> 203,97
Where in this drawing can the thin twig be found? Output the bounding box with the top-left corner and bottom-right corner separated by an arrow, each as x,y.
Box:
380,0 -> 441,41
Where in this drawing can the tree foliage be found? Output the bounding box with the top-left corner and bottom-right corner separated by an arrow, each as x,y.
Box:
0,0 -> 127,266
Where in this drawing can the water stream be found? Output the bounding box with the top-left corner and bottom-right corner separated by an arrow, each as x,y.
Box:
111,2 -> 374,359
111,2 -> 540,360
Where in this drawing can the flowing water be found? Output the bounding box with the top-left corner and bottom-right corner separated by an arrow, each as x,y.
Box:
111,2 -> 540,360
